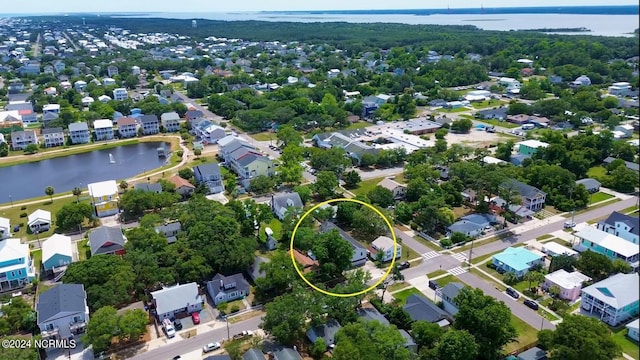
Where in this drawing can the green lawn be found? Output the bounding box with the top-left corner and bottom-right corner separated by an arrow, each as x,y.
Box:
352,177 -> 387,197
470,249 -> 502,265
401,244 -> 421,262
345,122 -> 371,130
31,249 -> 42,275
470,100 -> 507,109
259,218 -> 283,242
476,118 -> 520,129
536,234 -> 553,241
249,132 -> 275,141
393,287 -> 423,305
388,281 -> 410,293
587,166 -> 608,180
621,205 -> 640,215
427,269 -> 447,279
436,275 -> 459,288
568,198 -> 621,217
77,239 -> 91,261
589,192 -> 614,204
412,236 -> 442,251
504,314 -> 539,354
612,327 -> 639,360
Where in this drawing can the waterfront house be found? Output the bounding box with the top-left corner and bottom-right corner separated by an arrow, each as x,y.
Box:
116,117 -> 137,138
543,269 -> 591,302
113,88 -> 128,101
271,192 -> 304,221
41,234 -> 73,274
155,222 -> 181,244
37,284 -> 89,340
492,247 -> 544,278
377,178 -> 407,199
161,112 -> 181,132
370,235 -> 402,262
10,130 -> 38,150
150,283 -> 203,320
580,273 -> 639,326
167,175 -> 195,198
597,211 -> 639,245
0,238 -> 36,291
139,114 -> 160,135
500,179 -> 546,211
576,178 -> 601,193
206,273 -> 250,306
42,127 -> 65,148
88,226 -> 126,256
88,180 -> 119,217
320,222 -> 368,267
27,209 -> 51,234
193,163 -> 225,194
68,122 -> 90,144
93,119 -> 114,141
403,294 -> 451,327
0,217 -> 10,240
574,226 -> 639,270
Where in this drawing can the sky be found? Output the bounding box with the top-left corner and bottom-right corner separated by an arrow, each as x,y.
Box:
0,0 -> 638,14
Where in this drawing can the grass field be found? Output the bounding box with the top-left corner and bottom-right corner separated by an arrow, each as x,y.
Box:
590,192 -> 614,204
393,287 -> 423,305
436,275 -> 458,288
388,281 -> 410,293
259,219 -> 282,243
77,239 -> 90,261
476,118 -> 520,129
249,132 -> 275,141
612,327 -> 639,360
351,177 -> 386,197
568,198 -> 621,217
536,234 -> 554,241
427,269 -> 447,279
345,122 -> 371,130
470,100 -> 507,109
587,166 -> 608,180
504,314 -> 539,354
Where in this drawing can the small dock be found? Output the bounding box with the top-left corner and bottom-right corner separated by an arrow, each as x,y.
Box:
157,146 -> 167,158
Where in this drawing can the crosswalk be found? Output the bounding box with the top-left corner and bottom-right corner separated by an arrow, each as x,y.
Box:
421,251 -> 441,260
451,252 -> 468,263
447,266 -> 468,276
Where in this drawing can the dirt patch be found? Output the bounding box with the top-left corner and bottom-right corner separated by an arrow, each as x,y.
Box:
228,310 -> 265,324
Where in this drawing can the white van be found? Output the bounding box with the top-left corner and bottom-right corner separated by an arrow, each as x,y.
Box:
521,124 -> 535,130
162,318 -> 176,338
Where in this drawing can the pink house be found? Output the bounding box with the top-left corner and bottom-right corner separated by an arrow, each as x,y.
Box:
543,269 -> 591,302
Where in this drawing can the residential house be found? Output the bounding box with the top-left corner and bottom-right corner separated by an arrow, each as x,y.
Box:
185,110 -> 204,122
133,182 -> 163,193
27,209 -> 51,234
161,112 -> 181,132
321,222 -> 368,267
573,75 -> 591,86
242,349 -> 266,360
88,227 -> 126,256
10,130 -> 38,150
102,77 -> 116,86
517,347 -> 548,360
42,127 -> 65,148
627,319 -> 639,342
167,175 -> 196,198
609,82 -> 633,97
597,211 -> 639,245
492,247 -> 545,278
306,319 -> 341,349
438,282 -> 465,316
68,122 -> 90,144
98,95 -> 111,103
73,81 -> 87,91
41,234 -> 73,274
576,178 -> 601,193
18,109 -> 37,124
0,217 -> 10,240
193,163 -> 225,194
603,157 -> 639,173
312,131 -> 378,165
447,220 -> 484,238
93,119 -> 114,141
581,273 -> 639,326
517,140 -> 549,156
271,192 -> 303,221
151,283 -> 204,320
248,256 -> 270,284
541,242 -> 578,257
201,123 -> 227,144
42,112 -> 59,125
107,65 -> 119,77
501,179 -> 546,211
81,96 -> 94,107
0,238 -> 35,291
476,107 -> 508,120
357,307 -> 391,325
289,249 -> 318,273
271,348 -> 303,360
403,294 -> 451,327
36,284 -> 89,340
139,114 -> 160,135
377,178 -> 407,199
155,222 -> 182,244
615,124 -> 634,138
460,213 -> 495,228
113,88 -> 128,101
543,269 -> 591,302
88,180 -> 119,217
116,117 -> 137,138
574,227 -> 639,269
370,235 -> 402,262
206,273 -> 251,306
219,137 -> 274,188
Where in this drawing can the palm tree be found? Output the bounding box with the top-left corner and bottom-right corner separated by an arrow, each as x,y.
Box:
72,187 -> 82,203
44,186 -> 55,202
119,181 -> 129,192
524,271 -> 545,291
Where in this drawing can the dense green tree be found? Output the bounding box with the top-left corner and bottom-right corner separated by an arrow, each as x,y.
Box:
495,141 -> 514,161
276,125 -> 303,147
0,336 -> 39,359
0,297 -> 37,333
56,202 -> 95,232
314,171 -> 339,200
576,251 -> 613,282
249,175 -> 276,194
450,118 -> 473,133
313,229 -> 355,278
255,251 -> 300,295
343,170 -> 362,189
435,329 -> 479,360
0,142 -> 9,157
367,186 -> 395,208
549,254 -> 577,273
44,186 -> 55,202
543,315 -> 621,360
309,147 -> 351,175
333,320 -> 412,360
117,309 -> 148,343
83,306 -> 119,353
351,206 -> 390,242
260,289 -> 313,346
411,320 -> 444,349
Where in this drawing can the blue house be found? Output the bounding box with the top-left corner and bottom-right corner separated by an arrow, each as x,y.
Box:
193,163 -> 225,194
41,234 -> 73,274
0,238 -> 36,291
492,247 -> 544,278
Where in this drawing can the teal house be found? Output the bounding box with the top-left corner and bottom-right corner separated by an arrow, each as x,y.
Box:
492,247 -> 544,278
42,234 -> 74,274
0,238 -> 36,291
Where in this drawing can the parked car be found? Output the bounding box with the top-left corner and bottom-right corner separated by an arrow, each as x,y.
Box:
191,312 -> 200,324
506,287 -> 520,299
398,261 -> 411,270
564,221 -> 576,229
524,299 -> 539,310
428,280 -> 439,290
173,320 -> 183,330
203,342 -> 221,353
233,330 -> 254,340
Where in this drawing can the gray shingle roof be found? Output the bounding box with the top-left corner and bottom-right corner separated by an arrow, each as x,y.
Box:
502,179 -> 546,199
194,163 -> 222,179
320,222 -> 366,250
207,273 -> 250,298
88,226 -> 125,255
600,211 -> 639,236
357,307 -> 390,325
155,222 -> 182,235
272,193 -> 303,212
603,157 -> 640,172
448,220 -> 483,234
139,114 -> 159,124
306,319 -> 341,347
576,178 -> 601,190
441,282 -> 465,302
248,257 -> 270,282
272,348 -> 303,360
403,294 -> 449,323
36,284 -> 86,324
42,127 -> 63,134
517,346 -> 547,360
242,348 -> 265,360
133,183 -> 163,192
151,283 -> 202,316
68,122 -> 88,131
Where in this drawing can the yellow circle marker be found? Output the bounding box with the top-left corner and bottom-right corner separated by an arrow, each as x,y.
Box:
290,198 -> 397,298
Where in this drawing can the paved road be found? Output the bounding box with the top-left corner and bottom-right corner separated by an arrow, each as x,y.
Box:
131,316 -> 263,360
32,33 -> 41,57
458,272 -> 556,331
63,32 -> 80,51
466,197 -> 638,259
173,92 -> 225,123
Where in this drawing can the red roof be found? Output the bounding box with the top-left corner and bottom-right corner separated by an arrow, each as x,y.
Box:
289,249 -> 318,272
167,175 -> 195,189
18,109 -> 33,115
116,117 -> 137,126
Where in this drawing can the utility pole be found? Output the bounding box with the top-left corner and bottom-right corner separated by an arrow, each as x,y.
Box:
224,315 -> 230,340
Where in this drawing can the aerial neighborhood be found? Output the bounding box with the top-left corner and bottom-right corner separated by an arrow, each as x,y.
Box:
0,10 -> 638,360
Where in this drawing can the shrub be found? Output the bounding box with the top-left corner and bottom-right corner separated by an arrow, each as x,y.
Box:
230,305 -> 240,313
440,238 -> 453,248
19,212 -> 27,218
176,150 -> 184,157
20,206 -> 27,210
503,272 -> 519,285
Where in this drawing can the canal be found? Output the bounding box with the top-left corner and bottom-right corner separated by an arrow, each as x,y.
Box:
1,142 -> 171,203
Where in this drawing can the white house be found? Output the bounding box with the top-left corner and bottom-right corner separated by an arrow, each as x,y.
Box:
370,236 -> 401,262
102,77 -> 116,86
573,75 -> 591,86
74,80 -> 87,91
377,178 -> 407,199
81,96 -> 94,107
327,69 -> 341,78
27,209 -> 51,234
0,217 -> 10,239
93,119 -> 114,141
498,77 -> 521,90
151,283 -> 204,320
627,318 -> 639,342
614,124 -> 634,138
574,226 -> 639,270
113,88 -> 128,101
543,269 -> 591,302
160,112 -> 181,132
68,122 -> 90,144
37,284 -> 89,340
541,241 -> 578,257
206,273 -> 251,306
609,82 -> 632,96
42,127 -> 65,148
581,273 -> 639,326
597,211 -> 639,245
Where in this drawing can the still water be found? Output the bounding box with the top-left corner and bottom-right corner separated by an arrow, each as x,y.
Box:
0,142 -> 170,203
